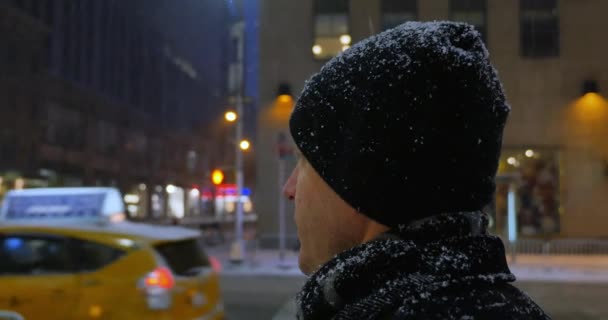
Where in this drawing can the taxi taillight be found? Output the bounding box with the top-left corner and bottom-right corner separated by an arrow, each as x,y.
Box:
144,267 -> 175,290
140,267 -> 175,310
209,256 -> 222,274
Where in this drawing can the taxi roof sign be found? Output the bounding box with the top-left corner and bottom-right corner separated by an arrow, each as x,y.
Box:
0,187 -> 125,225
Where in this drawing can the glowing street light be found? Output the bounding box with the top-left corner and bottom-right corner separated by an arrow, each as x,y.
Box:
525,149 -> 535,158
225,111 -> 237,122
340,34 -> 352,45
312,45 -> 322,56
239,140 -> 251,151
278,94 -> 293,103
276,83 -> 293,105
211,169 -> 224,185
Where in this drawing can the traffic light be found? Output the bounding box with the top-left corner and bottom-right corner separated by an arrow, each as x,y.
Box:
211,169 -> 224,185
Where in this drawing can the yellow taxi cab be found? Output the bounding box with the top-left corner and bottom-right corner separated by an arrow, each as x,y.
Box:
0,187 -> 224,320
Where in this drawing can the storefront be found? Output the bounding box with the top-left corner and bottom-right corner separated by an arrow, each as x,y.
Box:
123,183 -> 149,219
487,147 -> 561,239
0,170 -> 59,200
200,184 -> 254,218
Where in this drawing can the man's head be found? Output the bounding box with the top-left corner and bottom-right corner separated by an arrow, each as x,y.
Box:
284,22 -> 509,274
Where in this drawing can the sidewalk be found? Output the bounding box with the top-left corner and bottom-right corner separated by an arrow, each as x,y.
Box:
207,245 -> 304,277
508,254 -> 608,283
208,243 -> 608,282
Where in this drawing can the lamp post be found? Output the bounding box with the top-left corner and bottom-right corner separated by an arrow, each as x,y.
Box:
224,105 -> 248,263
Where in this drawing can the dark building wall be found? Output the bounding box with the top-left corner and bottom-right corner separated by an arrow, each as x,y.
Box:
0,1 -> 228,216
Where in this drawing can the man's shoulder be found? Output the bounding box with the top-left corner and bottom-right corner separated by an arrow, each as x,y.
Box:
373,281 -> 551,320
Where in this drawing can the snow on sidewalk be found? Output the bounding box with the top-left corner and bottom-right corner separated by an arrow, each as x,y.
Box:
208,247 -> 305,277
509,255 -> 608,283
208,243 -> 608,282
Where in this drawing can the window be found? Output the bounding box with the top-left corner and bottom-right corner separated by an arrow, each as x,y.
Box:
313,0 -> 349,60
44,102 -> 86,150
154,238 -> 210,276
44,0 -> 55,27
382,0 -> 417,31
520,0 -> 559,58
96,121 -> 119,155
488,148 -> 561,236
449,0 -> 487,43
0,234 -> 73,275
71,239 -> 125,272
60,0 -> 72,77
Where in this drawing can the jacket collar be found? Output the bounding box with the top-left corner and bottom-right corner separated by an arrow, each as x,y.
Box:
296,211 -> 513,320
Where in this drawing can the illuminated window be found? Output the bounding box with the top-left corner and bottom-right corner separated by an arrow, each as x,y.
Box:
382,0 -> 417,31
449,0 -> 487,43
488,148 -> 561,237
520,0 -> 559,58
313,0 -> 349,60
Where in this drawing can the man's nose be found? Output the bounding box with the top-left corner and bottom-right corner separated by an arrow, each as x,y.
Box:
282,168 -> 297,200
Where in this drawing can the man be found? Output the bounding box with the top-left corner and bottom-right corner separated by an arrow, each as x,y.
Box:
283,22 -> 551,319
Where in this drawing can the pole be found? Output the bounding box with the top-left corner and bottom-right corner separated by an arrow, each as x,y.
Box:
230,20 -> 246,264
507,183 -> 518,263
278,157 -> 286,265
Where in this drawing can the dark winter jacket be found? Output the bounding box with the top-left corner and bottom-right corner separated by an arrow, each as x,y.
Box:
296,212 -> 551,320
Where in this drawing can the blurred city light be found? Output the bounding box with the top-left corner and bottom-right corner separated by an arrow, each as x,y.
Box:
312,45 -> 322,55
525,149 -> 535,158
138,183 -> 147,191
190,188 -> 200,197
342,45 -> 350,52
225,111 -> 237,122
507,157 -> 519,167
166,184 -> 177,194
124,194 -> 140,203
212,169 -> 225,185
278,94 -> 293,104
239,140 -> 251,151
340,34 -> 352,45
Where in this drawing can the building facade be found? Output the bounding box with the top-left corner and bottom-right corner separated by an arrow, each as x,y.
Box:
256,0 -> 608,246
0,1 -> 230,222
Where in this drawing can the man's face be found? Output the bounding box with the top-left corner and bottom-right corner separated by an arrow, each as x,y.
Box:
283,156 -> 368,275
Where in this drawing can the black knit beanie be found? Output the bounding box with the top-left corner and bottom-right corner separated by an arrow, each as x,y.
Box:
289,21 -> 509,228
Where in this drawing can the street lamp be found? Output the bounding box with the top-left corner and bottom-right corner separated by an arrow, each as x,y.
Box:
276,83 -> 293,104
225,111 -> 237,122
239,139 -> 251,151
